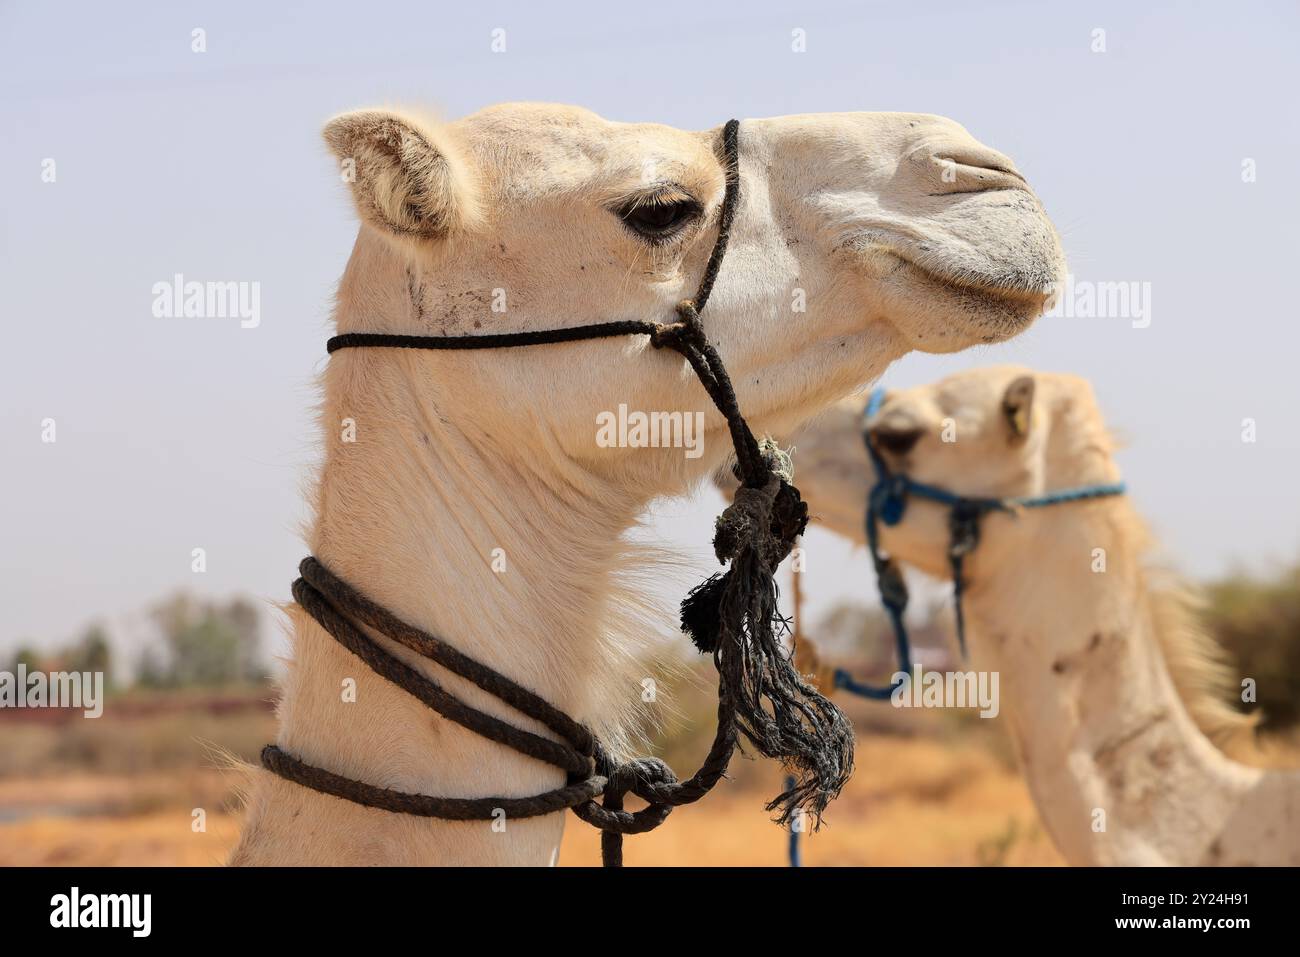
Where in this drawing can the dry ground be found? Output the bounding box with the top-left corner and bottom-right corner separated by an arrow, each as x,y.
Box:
0,685 -> 1062,866
0,737 -> 1061,866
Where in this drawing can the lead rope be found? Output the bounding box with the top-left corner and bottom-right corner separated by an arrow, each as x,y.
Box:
785,542 -> 814,867
261,119 -> 854,866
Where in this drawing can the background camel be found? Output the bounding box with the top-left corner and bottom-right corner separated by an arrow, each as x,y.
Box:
229,104 -> 1065,865
782,367 -> 1300,865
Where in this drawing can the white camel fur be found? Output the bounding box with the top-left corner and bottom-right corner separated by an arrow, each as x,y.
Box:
230,104 -> 1064,865
785,367 -> 1300,865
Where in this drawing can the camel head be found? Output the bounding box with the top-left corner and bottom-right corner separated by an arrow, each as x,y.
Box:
323,104 -> 1066,493
830,366 -> 1121,579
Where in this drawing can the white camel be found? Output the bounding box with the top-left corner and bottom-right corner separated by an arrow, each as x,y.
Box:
230,104 -> 1064,865
784,367 -> 1300,865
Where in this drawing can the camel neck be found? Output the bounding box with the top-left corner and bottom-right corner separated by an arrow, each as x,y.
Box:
963,502 -> 1299,865
310,363 -> 637,710
233,250 -> 653,865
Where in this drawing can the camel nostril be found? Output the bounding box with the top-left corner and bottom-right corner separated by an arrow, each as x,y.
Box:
929,151 -> 1027,194
870,424 -> 923,456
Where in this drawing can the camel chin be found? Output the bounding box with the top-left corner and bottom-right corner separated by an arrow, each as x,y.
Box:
870,256 -> 1056,353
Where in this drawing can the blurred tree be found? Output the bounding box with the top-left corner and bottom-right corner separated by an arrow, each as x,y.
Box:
148,593 -> 267,687
67,624 -> 113,687
1204,561 -> 1300,733
136,645 -> 168,688
7,644 -> 40,673
6,598 -> 266,690
226,597 -> 268,683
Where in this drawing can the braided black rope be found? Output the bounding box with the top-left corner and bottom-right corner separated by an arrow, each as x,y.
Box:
262,118 -> 854,865
264,557 -> 728,866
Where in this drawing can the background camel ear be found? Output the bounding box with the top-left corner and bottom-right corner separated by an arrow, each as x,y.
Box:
322,109 -> 481,242
1001,375 -> 1035,440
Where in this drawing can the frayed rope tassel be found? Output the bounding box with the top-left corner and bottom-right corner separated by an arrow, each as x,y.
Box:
680,440 -> 855,827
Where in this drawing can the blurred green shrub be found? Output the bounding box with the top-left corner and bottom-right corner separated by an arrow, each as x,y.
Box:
1204,561 -> 1300,733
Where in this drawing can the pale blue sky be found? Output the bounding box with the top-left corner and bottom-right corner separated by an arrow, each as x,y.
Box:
2,0 -> 1297,661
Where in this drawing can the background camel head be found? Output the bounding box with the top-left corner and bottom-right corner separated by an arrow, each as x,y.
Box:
324,104 -> 1066,492
784,366 -> 1123,579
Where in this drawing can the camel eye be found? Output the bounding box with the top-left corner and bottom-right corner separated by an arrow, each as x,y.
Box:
871,425 -> 923,456
617,194 -> 702,242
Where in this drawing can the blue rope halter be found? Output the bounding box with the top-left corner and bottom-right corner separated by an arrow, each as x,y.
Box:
832,386 -> 1128,700
787,385 -> 1126,865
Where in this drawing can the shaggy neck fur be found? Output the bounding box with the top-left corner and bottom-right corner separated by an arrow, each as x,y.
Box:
231,240 -> 665,866
965,498 -> 1300,866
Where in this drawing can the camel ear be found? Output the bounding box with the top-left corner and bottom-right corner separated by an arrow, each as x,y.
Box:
323,110 -> 481,243
1001,375 -> 1035,440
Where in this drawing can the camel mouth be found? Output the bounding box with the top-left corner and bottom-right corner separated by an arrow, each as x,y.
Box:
845,189 -> 1067,342
886,250 -> 1060,312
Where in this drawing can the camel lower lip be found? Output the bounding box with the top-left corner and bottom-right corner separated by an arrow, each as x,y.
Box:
890,253 -> 1054,310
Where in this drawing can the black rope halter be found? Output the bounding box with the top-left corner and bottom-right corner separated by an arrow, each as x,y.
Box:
261,119 -> 855,866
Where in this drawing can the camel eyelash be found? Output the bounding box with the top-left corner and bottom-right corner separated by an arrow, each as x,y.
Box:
612,185 -> 705,244
616,184 -> 700,212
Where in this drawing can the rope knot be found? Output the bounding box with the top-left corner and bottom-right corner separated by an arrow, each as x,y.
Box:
609,756 -> 679,806
948,502 -> 984,560
872,475 -> 909,526
713,477 -> 778,564
571,754 -> 679,868
712,470 -> 807,569
650,301 -> 706,353
649,321 -> 687,351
